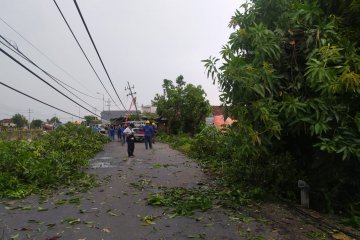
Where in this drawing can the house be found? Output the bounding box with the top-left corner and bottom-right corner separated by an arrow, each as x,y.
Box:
207,106 -> 235,128
0,119 -> 16,128
141,105 -> 157,114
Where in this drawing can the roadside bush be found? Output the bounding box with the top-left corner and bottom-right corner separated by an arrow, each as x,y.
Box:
162,125 -> 299,201
0,123 -> 108,198
190,125 -> 222,160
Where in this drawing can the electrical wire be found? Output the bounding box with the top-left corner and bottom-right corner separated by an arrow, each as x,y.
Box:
0,36 -> 100,113
0,81 -> 84,119
73,0 -> 127,111
53,0 -> 121,109
0,16 -> 100,99
0,46 -> 102,118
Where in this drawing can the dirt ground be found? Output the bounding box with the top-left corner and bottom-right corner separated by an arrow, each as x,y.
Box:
0,141 -> 358,240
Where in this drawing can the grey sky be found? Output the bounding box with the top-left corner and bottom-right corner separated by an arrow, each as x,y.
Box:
0,0 -> 242,122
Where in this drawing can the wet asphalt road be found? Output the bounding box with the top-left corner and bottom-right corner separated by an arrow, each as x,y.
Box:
0,141 -> 279,240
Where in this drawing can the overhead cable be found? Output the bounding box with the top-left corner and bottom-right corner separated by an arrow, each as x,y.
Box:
0,81 -> 84,119
0,46 -> 102,118
0,36 -> 99,113
0,16 -> 99,99
73,0 -> 127,110
53,0 -> 121,108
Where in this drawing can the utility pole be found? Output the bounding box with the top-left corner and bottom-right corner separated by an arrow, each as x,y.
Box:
125,82 -> 139,120
28,108 -> 33,129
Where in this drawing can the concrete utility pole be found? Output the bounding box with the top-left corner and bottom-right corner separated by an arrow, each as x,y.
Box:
28,108 -> 33,129
125,82 -> 139,120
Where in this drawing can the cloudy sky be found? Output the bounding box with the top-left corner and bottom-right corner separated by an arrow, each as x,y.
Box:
0,0 -> 242,122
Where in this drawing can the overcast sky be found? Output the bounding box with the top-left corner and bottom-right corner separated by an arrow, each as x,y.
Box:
0,0 -> 242,122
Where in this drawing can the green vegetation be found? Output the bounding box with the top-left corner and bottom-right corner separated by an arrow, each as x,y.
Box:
83,115 -> 101,125
11,113 -> 28,128
0,123 -> 108,198
147,187 -> 213,216
199,0 -> 360,222
46,116 -> 61,124
147,184 -> 263,217
30,119 -> 43,128
153,75 -> 211,135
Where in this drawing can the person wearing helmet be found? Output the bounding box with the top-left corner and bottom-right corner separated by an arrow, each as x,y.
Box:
143,120 -> 154,150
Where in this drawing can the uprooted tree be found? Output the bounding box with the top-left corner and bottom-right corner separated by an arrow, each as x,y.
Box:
203,0 -> 360,214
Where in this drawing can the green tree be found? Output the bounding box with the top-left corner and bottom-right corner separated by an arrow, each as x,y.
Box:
30,119 -> 43,129
11,113 -> 28,128
153,75 -> 210,135
203,0 -> 360,212
84,115 -> 101,125
47,117 -> 61,124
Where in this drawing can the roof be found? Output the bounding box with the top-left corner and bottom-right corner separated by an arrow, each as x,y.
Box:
211,106 -> 224,116
0,119 -> 14,124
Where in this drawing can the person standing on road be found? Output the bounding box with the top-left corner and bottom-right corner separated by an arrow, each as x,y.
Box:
143,120 -> 154,150
116,125 -> 121,141
124,123 -> 135,157
119,124 -> 126,146
109,126 -> 115,141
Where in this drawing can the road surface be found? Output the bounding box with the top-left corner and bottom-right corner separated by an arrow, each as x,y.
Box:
0,141 -> 336,240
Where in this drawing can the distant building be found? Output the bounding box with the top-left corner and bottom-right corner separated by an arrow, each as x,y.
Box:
0,119 -> 16,128
207,106 -> 235,128
141,105 -> 157,114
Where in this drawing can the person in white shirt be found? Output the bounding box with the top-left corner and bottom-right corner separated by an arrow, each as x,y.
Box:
123,123 -> 135,157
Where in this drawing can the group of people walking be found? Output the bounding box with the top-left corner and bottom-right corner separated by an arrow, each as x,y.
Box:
107,120 -> 156,158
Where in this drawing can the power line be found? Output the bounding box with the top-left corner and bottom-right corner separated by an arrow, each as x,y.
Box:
0,46 -> 102,119
0,16 -> 99,99
53,0 -> 121,109
0,81 -> 84,120
0,36 -> 100,113
73,0 -> 127,110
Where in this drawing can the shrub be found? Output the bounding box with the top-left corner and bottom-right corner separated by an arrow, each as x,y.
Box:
0,123 -> 108,198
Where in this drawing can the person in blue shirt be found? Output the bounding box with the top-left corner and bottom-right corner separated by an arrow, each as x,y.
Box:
143,120 -> 154,150
109,126 -> 115,141
119,124 -> 126,146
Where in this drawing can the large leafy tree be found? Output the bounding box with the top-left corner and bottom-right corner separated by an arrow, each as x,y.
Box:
30,119 -> 43,129
11,113 -> 28,128
204,0 -> 360,212
84,115 -> 101,125
153,75 -> 210,135
47,116 -> 61,124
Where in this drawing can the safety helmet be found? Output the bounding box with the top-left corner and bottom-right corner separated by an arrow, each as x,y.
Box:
146,120 -> 150,124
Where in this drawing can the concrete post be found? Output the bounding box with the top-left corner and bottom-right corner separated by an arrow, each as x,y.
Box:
298,180 -> 310,208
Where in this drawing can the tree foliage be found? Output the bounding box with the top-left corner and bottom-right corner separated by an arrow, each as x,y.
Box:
30,119 -> 43,129
153,75 -> 211,135
47,116 -> 61,124
84,115 -> 101,125
11,113 -> 28,128
203,0 -> 360,213
0,123 -> 108,198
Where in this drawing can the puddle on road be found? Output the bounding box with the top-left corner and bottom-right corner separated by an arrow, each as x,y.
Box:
96,157 -> 112,160
91,161 -> 115,169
